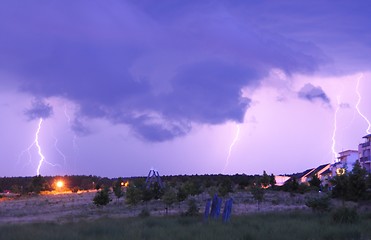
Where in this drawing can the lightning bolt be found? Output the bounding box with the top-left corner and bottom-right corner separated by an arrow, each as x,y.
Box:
53,136 -> 66,165
19,118 -> 59,175
18,119 -> 45,173
331,97 -> 341,163
223,125 -> 240,172
355,74 -> 371,134
35,118 -> 45,175
64,104 -> 79,150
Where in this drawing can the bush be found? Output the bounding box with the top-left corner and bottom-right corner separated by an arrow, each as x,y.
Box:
139,208 -> 150,218
125,185 -> 142,205
183,198 -> 199,216
332,207 -> 358,224
93,188 -> 111,206
305,196 -> 331,213
71,186 -> 79,193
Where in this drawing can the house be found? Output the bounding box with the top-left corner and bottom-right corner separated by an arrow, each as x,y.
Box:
290,164 -> 331,186
274,175 -> 291,186
319,168 -> 332,187
331,150 -> 359,176
306,163 -> 331,182
291,168 -> 315,185
358,134 -> 371,174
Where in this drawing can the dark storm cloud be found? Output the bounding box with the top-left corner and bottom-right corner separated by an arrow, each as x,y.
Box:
71,119 -> 91,137
298,83 -> 330,105
24,99 -> 53,121
1,0 -> 369,141
130,116 -> 192,142
161,61 -> 258,124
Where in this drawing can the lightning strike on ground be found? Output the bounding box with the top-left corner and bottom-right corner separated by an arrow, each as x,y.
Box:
35,118 -> 45,175
223,125 -> 241,172
355,74 -> 371,134
331,97 -> 340,163
19,118 -> 59,175
18,119 -> 45,170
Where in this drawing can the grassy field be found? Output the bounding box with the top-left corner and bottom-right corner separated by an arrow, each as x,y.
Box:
1,212 -> 371,240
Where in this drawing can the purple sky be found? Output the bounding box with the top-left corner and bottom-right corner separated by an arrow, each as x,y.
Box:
1,1 -> 371,177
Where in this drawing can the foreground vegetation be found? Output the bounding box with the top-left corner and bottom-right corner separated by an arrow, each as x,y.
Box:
1,163 -> 370,239
1,212 -> 371,240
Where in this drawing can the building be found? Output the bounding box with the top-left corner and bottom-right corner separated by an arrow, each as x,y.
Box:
358,134 -> 371,174
319,168 -> 332,187
274,175 -> 291,186
290,168 -> 315,185
307,163 -> 331,182
331,150 -> 359,176
291,164 -> 330,186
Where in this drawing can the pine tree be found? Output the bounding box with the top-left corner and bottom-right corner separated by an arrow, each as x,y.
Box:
347,161 -> 367,201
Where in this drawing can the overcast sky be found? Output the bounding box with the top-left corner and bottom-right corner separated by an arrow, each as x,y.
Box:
1,0 -> 370,177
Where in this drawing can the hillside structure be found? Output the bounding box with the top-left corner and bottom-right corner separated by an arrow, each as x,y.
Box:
145,169 -> 164,189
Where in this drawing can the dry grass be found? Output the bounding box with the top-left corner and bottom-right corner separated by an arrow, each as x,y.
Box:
0,190 -> 324,225
1,190 -> 371,239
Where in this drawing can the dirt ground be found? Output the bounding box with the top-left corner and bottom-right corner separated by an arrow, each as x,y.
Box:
0,190 -> 335,225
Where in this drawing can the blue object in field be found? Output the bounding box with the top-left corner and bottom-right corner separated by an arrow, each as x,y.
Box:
210,194 -> 219,218
222,198 -> 233,223
204,199 -> 211,221
215,197 -> 222,218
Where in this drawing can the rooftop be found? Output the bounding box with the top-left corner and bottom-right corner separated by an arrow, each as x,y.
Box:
338,150 -> 358,155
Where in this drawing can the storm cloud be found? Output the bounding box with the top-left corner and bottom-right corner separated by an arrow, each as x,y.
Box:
24,99 -> 53,121
298,83 -> 331,105
1,1 -> 369,141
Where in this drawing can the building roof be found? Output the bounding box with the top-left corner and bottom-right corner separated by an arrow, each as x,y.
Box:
321,168 -> 332,175
308,163 -> 330,177
314,163 -> 330,172
291,168 -> 315,179
338,150 -> 358,155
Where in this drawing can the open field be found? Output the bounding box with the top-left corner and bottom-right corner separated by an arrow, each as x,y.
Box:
0,190 -> 319,224
1,212 -> 371,240
1,190 -> 371,239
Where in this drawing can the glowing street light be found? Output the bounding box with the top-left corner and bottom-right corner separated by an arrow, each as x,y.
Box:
56,180 -> 64,189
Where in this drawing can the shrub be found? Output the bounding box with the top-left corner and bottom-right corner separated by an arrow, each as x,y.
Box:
332,207 -> 358,224
250,185 -> 264,211
71,186 -> 79,193
305,196 -> 331,213
139,208 -> 150,218
125,184 -> 142,205
183,198 -> 199,216
93,188 -> 111,206
112,178 -> 124,201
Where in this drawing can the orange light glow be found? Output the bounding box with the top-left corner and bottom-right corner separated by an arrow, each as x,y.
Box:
56,180 -> 64,188
336,168 -> 346,176
121,181 -> 129,187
